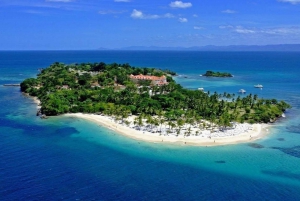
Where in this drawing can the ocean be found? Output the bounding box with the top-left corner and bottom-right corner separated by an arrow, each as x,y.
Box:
1,51 -> 300,200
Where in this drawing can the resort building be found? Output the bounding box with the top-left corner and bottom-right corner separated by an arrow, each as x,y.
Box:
61,85 -> 70,90
129,74 -> 168,86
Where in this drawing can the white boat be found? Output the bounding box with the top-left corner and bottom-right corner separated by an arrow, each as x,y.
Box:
198,87 -> 204,91
238,89 -> 246,93
254,84 -> 263,88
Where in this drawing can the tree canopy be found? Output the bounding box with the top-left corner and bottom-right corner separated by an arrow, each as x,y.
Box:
21,62 -> 290,125
203,71 -> 233,77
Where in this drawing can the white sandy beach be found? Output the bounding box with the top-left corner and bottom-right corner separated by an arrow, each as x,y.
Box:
64,113 -> 270,146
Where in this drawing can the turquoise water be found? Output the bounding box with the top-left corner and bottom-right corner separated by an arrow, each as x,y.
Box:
1,51 -> 300,200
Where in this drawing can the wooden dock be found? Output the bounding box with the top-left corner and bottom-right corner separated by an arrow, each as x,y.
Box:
3,84 -> 20,86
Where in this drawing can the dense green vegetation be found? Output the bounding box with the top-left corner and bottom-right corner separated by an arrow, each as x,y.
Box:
21,62 -> 290,126
203,70 -> 233,77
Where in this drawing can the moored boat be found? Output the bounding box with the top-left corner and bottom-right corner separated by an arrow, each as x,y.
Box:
254,84 -> 263,88
238,89 -> 246,93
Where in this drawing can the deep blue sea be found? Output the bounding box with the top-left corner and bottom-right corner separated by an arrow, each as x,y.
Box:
1,51 -> 300,200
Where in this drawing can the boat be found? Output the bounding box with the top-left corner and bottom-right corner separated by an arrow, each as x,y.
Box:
238,89 -> 246,93
198,87 -> 204,91
254,84 -> 263,88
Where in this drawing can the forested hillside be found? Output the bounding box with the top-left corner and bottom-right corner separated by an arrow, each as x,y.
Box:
21,62 -> 290,125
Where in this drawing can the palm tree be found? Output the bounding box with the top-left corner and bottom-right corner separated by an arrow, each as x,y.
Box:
167,121 -> 173,133
184,125 -> 192,137
120,107 -> 130,124
134,115 -> 143,130
252,94 -> 258,108
152,117 -> 159,132
170,122 -> 176,134
176,118 -> 184,136
146,114 -> 154,130
159,118 -> 165,135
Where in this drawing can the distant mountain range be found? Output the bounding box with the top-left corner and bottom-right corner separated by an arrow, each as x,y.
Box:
98,44 -> 300,51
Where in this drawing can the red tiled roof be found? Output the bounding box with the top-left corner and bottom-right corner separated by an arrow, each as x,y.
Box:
129,74 -> 166,81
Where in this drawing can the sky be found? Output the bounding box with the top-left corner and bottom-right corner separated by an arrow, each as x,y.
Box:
0,0 -> 300,50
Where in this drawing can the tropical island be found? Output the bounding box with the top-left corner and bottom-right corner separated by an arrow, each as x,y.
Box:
20,62 -> 290,145
202,70 -> 233,77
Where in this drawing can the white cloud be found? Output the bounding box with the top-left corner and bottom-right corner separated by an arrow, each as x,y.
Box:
131,9 -> 144,18
193,14 -> 198,17
235,26 -> 256,34
220,25 -> 300,36
278,0 -> 300,4
261,27 -> 300,34
164,13 -> 175,18
46,0 -> 73,2
99,10 -> 126,15
222,9 -> 236,14
219,25 -> 234,29
114,0 -> 131,2
194,26 -> 204,30
178,17 -> 188,22
170,1 -> 192,8
219,25 -> 256,34
23,10 -> 45,15
131,9 -> 174,19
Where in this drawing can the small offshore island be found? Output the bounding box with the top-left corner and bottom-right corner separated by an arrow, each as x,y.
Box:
202,70 -> 233,77
21,62 -> 290,146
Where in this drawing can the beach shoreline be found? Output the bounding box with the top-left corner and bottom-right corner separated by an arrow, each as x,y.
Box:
64,113 -> 270,146
25,94 -> 271,146
23,92 -> 41,108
